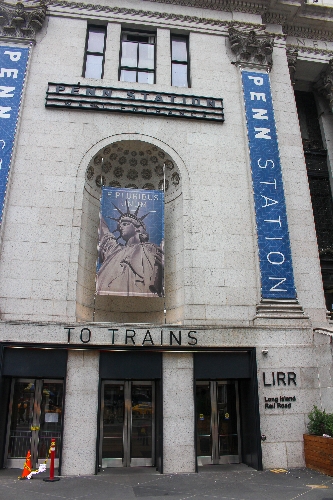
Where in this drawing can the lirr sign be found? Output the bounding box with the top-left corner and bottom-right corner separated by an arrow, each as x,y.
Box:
242,71 -> 296,299
45,83 -> 224,122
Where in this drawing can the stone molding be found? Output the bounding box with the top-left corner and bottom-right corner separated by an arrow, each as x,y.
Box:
286,44 -> 333,58
228,26 -> 274,69
284,25 -> 333,43
286,47 -> 298,85
0,0 -> 47,42
314,59 -> 333,110
143,0 -> 266,14
254,299 -> 309,324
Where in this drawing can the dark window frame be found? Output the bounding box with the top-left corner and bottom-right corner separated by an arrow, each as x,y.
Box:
119,29 -> 156,84
83,24 -> 107,79
171,34 -> 190,88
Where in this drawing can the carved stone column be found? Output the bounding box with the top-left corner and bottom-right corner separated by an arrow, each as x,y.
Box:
228,27 -> 307,323
0,0 -> 47,42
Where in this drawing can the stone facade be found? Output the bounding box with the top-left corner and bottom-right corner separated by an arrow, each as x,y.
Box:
0,0 -> 332,476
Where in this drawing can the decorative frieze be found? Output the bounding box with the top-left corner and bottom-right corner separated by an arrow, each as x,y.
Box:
143,0 -> 266,14
314,59 -> 333,110
262,12 -> 287,25
286,48 -> 298,85
228,26 -> 274,69
0,0 -> 47,42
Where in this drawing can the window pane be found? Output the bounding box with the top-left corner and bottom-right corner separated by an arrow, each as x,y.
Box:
138,43 -> 155,69
87,29 -> 105,54
138,72 -> 154,84
172,39 -> 187,62
121,42 -> 138,68
85,55 -> 103,79
172,63 -> 188,87
120,70 -> 137,82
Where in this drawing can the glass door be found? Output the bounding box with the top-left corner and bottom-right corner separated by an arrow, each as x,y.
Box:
5,379 -> 64,469
196,381 -> 240,466
100,380 -> 155,468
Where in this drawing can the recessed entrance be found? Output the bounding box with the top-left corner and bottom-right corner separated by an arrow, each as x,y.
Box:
196,381 -> 240,466
4,378 -> 64,468
100,380 -> 155,467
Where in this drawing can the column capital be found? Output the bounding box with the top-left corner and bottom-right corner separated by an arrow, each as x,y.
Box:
0,0 -> 47,43
228,26 -> 274,71
286,47 -> 298,85
314,60 -> 333,110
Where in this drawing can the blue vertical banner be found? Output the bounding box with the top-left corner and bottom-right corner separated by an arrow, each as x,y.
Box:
242,70 -> 296,299
96,187 -> 164,297
0,45 -> 29,225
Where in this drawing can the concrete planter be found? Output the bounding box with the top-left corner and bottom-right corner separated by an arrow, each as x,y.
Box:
304,434 -> 333,476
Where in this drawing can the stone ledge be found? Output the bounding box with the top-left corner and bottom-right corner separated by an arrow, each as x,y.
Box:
254,299 -> 311,326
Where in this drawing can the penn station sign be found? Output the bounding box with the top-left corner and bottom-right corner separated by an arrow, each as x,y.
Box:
242,71 -> 296,300
45,83 -> 224,122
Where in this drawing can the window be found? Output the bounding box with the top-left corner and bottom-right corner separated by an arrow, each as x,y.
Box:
83,25 -> 107,79
120,31 -> 155,84
171,35 -> 189,87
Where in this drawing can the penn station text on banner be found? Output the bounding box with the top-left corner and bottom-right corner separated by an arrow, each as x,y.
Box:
0,46 -> 29,224
242,71 -> 296,300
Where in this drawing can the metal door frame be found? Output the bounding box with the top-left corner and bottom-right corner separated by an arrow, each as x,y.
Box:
99,380 -> 155,468
4,378 -> 63,469
196,380 -> 241,466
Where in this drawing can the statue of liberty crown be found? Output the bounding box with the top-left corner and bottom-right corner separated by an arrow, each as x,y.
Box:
110,199 -> 150,229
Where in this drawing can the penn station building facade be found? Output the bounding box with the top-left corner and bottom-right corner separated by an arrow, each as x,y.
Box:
0,0 -> 332,476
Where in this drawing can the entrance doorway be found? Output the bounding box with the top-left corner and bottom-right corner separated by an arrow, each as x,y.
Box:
100,380 -> 155,468
196,381 -> 240,466
4,379 -> 64,468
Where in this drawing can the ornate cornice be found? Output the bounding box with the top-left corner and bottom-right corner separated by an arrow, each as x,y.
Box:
143,0 -> 266,15
228,26 -> 274,69
283,24 -> 333,42
314,59 -> 333,110
0,0 -> 47,42
39,0 -> 267,31
287,43 -> 333,58
286,47 -> 298,85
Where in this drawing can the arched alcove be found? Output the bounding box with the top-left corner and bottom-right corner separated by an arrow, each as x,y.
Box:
76,139 -> 184,324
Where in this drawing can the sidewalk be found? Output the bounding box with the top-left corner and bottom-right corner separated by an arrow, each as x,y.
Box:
0,464 -> 332,500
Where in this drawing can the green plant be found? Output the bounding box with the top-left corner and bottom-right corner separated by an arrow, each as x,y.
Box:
307,406 -> 333,436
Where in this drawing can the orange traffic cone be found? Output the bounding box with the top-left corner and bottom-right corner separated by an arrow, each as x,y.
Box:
19,450 -> 32,480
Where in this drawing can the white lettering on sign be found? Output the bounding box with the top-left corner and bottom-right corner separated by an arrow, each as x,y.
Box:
252,109 -> 268,120
248,76 -> 264,86
260,179 -> 277,189
0,107 -> 11,118
267,252 -> 285,265
261,195 -> 278,207
264,216 -> 282,227
254,128 -> 271,139
0,68 -> 18,78
4,51 -> 22,61
268,277 -> 287,291
250,92 -> 266,101
258,158 -> 274,169
0,86 -> 15,97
